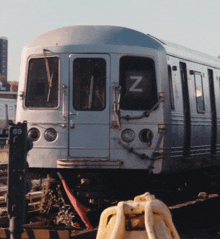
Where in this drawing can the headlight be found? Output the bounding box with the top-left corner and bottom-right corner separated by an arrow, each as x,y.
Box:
139,129 -> 153,144
121,128 -> 135,142
44,128 -> 57,142
28,128 -> 40,141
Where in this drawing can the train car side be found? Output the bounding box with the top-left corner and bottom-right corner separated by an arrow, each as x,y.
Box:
161,40 -> 220,172
0,97 -> 17,145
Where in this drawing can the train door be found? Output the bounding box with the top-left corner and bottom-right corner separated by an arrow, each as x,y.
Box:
208,69 -> 217,155
69,54 -> 110,158
180,62 -> 191,157
215,72 -> 220,155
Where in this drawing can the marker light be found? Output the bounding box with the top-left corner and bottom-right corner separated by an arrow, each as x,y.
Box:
44,128 -> 57,142
28,128 -> 40,141
121,128 -> 135,142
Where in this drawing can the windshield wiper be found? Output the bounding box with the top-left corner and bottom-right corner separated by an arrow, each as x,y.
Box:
43,49 -> 53,102
88,76 -> 94,109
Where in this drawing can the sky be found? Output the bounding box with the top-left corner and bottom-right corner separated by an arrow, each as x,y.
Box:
1,0 -> 220,82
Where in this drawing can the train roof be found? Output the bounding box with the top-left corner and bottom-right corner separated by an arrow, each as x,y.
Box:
24,25 -> 220,68
156,36 -> 220,68
24,25 -> 162,50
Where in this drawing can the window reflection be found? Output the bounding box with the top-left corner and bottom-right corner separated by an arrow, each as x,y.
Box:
194,73 -> 205,113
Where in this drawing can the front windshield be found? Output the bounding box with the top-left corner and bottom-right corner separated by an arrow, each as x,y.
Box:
25,57 -> 58,108
120,56 -> 157,110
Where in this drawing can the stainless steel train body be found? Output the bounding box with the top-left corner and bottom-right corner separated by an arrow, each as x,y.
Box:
0,92 -> 17,143
16,26 -> 220,175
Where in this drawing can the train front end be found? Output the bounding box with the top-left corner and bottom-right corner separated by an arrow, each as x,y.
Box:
16,26 -> 168,177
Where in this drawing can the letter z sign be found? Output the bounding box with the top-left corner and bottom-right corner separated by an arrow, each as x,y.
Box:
129,76 -> 143,92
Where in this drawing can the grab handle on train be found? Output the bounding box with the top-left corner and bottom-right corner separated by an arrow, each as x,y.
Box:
96,192 -> 180,239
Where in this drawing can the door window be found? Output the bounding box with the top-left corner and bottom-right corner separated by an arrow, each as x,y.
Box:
73,58 -> 106,111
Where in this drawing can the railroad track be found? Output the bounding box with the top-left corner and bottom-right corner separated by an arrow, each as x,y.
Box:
0,191 -> 43,213
0,162 -> 8,197
0,171 -> 7,184
169,193 -> 220,238
0,161 -> 44,227
1,160 -> 219,238
0,191 -> 43,226
0,192 -> 218,239
0,161 -> 7,171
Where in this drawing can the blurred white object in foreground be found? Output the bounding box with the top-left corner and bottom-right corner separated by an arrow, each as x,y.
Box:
96,192 -> 180,239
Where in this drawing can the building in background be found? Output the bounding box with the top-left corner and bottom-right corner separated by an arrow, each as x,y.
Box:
0,37 -> 8,81
0,37 -> 10,91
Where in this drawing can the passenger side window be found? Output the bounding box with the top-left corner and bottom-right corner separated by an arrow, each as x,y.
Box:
194,73 -> 205,113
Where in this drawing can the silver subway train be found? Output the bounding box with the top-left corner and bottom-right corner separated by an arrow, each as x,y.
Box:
16,26 -> 220,194
0,92 -> 17,145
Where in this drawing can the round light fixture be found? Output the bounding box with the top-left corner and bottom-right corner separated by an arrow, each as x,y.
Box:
121,128 -> 135,142
28,127 -> 40,141
44,128 -> 57,142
